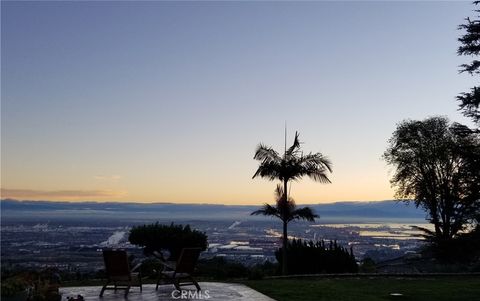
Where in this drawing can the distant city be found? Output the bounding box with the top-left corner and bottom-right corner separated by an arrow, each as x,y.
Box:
1,199 -> 429,273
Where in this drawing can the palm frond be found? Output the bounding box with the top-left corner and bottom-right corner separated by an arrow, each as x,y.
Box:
274,184 -> 284,199
251,186 -> 318,224
290,207 -> 319,222
252,161 -> 282,179
307,170 -> 332,183
411,225 -> 436,241
295,153 -> 333,183
300,153 -> 333,173
251,203 -> 281,219
268,184 -> 297,221
253,144 -> 280,162
286,131 -> 301,155
252,145 -> 283,179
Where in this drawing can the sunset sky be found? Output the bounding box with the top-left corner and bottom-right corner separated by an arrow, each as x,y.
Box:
1,1 -> 476,204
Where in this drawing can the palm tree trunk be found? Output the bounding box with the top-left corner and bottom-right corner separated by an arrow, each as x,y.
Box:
282,179 -> 288,275
282,220 -> 288,275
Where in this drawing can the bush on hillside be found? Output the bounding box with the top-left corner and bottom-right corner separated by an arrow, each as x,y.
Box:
128,222 -> 207,261
275,239 -> 358,275
196,257 -> 248,280
424,226 -> 480,264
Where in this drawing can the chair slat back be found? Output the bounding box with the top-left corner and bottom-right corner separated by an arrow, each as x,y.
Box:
103,249 -> 131,280
175,248 -> 201,274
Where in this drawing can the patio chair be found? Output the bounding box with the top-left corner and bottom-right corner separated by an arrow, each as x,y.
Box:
156,248 -> 202,291
100,249 -> 142,297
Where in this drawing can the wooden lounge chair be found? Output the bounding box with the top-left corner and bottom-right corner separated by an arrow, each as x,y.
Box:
100,249 -> 142,297
156,248 -> 202,291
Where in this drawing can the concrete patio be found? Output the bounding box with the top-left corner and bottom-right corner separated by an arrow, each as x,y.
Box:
60,283 -> 276,301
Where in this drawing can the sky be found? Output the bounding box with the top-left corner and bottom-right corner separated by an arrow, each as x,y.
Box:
1,1 -> 477,205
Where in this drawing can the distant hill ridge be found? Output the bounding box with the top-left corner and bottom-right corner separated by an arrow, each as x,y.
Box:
0,199 -> 425,220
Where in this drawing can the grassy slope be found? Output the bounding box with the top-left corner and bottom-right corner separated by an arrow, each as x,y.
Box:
243,277 -> 480,301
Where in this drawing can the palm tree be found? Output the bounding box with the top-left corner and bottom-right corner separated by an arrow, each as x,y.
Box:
251,184 -> 318,275
251,131 -> 332,274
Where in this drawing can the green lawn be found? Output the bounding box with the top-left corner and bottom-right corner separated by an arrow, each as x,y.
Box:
243,277 -> 480,301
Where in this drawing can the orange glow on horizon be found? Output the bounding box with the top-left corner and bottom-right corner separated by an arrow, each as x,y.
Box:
1,181 -> 395,205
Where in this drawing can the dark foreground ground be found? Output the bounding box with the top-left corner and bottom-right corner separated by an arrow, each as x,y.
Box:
243,276 -> 480,301
60,283 -> 275,301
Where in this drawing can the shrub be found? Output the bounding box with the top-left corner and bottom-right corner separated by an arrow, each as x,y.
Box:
275,239 -> 358,275
248,261 -> 278,279
425,228 -> 480,264
128,222 -> 208,260
1,277 -> 29,297
196,257 -> 248,280
359,257 -> 377,273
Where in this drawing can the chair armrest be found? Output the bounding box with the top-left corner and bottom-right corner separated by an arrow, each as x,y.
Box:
131,262 -> 143,272
158,260 -> 176,271
152,251 -> 165,260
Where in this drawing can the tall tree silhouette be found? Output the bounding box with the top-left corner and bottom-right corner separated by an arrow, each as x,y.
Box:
458,1 -> 480,128
251,131 -> 332,274
383,117 -> 480,242
252,185 -> 318,275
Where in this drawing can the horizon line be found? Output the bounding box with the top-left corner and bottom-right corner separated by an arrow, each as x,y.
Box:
0,198 -> 401,207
